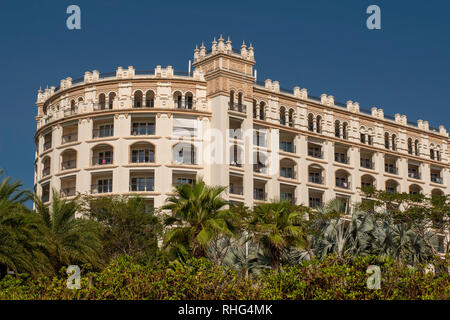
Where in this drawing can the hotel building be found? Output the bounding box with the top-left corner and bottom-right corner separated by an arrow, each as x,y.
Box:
34,36 -> 449,215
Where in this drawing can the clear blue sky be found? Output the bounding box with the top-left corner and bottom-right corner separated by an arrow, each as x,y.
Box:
0,0 -> 449,192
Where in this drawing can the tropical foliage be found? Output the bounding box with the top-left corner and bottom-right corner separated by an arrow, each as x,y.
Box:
0,169 -> 448,300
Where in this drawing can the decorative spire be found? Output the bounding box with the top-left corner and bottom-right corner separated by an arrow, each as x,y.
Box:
248,42 -> 254,60
194,44 -> 199,61
211,38 -> 217,53
240,41 -> 248,58
200,42 -> 206,57
226,36 -> 232,52
218,35 -> 225,51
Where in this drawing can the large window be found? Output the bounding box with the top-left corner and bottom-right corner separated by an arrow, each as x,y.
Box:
131,149 -> 154,163
131,122 -> 155,135
130,177 -> 154,192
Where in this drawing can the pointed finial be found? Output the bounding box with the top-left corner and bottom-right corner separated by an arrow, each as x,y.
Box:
241,40 -> 247,48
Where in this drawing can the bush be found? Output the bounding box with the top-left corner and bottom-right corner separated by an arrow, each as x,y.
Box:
0,255 -> 448,300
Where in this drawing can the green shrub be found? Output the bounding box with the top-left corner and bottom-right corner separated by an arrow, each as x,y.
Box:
0,255 -> 448,300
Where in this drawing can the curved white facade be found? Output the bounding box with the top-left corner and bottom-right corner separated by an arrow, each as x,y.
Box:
34,37 -> 450,211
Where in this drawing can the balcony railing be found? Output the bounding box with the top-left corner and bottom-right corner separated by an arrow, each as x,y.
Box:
280,143 -> 295,153
228,102 -> 247,113
93,103 -> 112,111
385,165 -> 398,175
42,167 -> 50,177
60,187 -> 76,197
92,127 -> 114,138
64,108 -> 78,117
281,194 -> 296,204
308,149 -> 323,159
230,160 -> 243,167
253,164 -> 268,174
254,189 -> 267,201
131,124 -> 155,136
360,159 -> 374,169
62,133 -> 78,144
131,152 -> 155,163
91,184 -> 113,194
129,182 -> 154,192
308,175 -> 323,184
92,156 -> 113,166
336,180 -> 350,189
431,176 -> 443,184
61,160 -> 76,171
173,157 -> 196,165
408,171 -> 421,180
229,185 -> 244,195
43,141 -> 52,151
229,130 -> 243,140
280,169 -> 296,179
335,154 -> 350,164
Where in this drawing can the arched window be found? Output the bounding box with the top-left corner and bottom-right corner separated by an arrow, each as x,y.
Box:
185,92 -> 193,109
384,132 -> 390,149
108,92 -> 116,109
130,142 -> 155,163
335,120 -> 341,138
173,91 -> 182,109
408,138 -> 413,155
42,156 -> 51,178
237,92 -> 243,107
98,93 -> 106,110
280,106 -> 286,125
229,90 -> 235,108
414,139 -> 419,156
70,100 -> 77,113
316,115 -> 322,133
145,90 -> 155,108
308,114 -> 314,132
391,134 -> 397,151
252,100 -> 257,118
288,109 -> 294,127
360,126 -> 366,144
61,149 -> 77,171
342,122 -> 348,140
133,91 -> 143,108
259,102 -> 265,120
92,144 -> 113,166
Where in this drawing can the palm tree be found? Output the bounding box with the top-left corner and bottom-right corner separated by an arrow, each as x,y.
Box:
33,189 -> 103,272
247,201 -> 308,271
0,169 -> 48,276
162,179 -> 236,259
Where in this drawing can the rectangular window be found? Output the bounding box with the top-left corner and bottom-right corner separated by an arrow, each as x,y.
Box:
173,117 -> 198,136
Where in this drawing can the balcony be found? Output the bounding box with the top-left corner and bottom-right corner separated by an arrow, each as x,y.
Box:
61,160 -> 76,171
42,167 -> 50,177
360,159 -> 374,169
335,153 -> 349,164
229,185 -> 244,196
385,165 -> 398,175
308,148 -> 323,159
62,133 -> 78,144
253,189 -> 267,201
228,102 -> 246,114
253,164 -> 268,174
60,187 -> 76,197
431,176 -> 443,184
336,179 -> 350,189
93,127 -> 114,139
130,178 -> 154,192
92,156 -> 113,166
43,140 -> 52,151
91,183 -> 112,194
280,141 -> 295,153
408,171 -> 421,180
131,123 -> 155,136
308,174 -> 323,185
